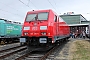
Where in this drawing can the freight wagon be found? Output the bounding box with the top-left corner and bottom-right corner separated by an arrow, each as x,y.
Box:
0,18 -> 22,44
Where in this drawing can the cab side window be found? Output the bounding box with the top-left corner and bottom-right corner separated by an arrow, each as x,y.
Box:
54,15 -> 57,22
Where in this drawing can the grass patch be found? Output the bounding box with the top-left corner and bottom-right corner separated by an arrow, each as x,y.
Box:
72,40 -> 90,60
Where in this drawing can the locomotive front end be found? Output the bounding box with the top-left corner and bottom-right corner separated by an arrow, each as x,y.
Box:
20,10 -> 53,47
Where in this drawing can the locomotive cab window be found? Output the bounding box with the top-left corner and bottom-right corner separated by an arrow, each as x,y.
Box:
26,14 -> 37,21
54,15 -> 57,22
26,12 -> 48,21
38,12 -> 48,20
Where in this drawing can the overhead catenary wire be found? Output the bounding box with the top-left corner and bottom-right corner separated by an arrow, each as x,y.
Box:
0,1 -> 24,14
52,0 -> 59,13
0,8 -> 24,22
19,0 -> 39,10
29,0 -> 39,9
27,0 -> 30,6
47,0 -> 58,13
18,0 -> 32,9
52,0 -> 57,6
0,1 -> 26,22
0,8 -> 23,17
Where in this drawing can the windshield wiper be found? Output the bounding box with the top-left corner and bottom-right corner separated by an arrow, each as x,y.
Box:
31,16 -> 36,21
28,16 -> 37,23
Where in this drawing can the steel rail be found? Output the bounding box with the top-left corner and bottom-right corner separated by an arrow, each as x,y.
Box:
0,45 -> 24,53
0,47 -> 27,59
40,45 -> 59,60
15,52 -> 31,60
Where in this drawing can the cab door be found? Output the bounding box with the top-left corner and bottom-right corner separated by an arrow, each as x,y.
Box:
54,15 -> 58,36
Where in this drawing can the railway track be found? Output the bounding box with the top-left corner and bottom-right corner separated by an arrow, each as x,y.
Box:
0,40 -> 72,60
0,43 -> 20,51
0,46 -> 27,59
0,45 -> 24,53
15,40 -> 70,60
15,46 -> 57,60
15,46 -> 58,60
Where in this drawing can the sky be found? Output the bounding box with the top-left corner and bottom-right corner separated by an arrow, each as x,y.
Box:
0,0 -> 90,23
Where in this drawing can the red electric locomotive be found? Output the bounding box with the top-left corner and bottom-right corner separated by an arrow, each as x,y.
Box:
20,9 -> 70,51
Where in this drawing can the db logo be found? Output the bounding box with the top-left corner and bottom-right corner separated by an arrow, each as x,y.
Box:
34,23 -> 37,26
32,27 -> 37,30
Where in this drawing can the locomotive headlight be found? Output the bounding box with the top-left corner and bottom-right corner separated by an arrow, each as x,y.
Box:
48,33 -> 50,35
24,27 -> 30,30
24,32 -> 28,35
40,26 -> 47,30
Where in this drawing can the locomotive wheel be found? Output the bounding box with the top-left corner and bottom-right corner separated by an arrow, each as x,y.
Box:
57,40 -> 60,45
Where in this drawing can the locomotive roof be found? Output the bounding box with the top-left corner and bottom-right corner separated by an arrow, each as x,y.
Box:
27,9 -> 57,14
0,18 -> 22,25
28,9 -> 51,12
27,9 -> 59,17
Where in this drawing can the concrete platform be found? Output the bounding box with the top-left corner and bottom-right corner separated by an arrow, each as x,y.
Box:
69,38 -> 90,40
